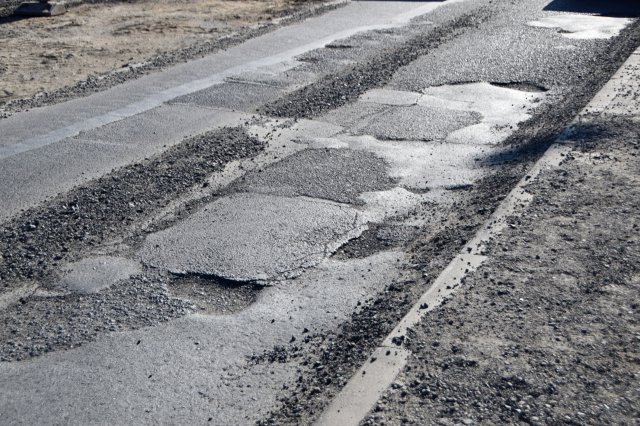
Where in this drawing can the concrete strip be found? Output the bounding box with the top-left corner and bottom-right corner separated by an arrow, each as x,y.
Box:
316,346 -> 411,426
468,143 -> 572,255
382,253 -> 486,347
612,52 -> 640,77
566,46 -> 640,116
314,46 -> 640,426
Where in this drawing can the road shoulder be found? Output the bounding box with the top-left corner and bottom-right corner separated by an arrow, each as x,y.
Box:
367,50 -> 640,426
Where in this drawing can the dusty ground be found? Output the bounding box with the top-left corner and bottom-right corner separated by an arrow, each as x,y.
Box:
0,0 -> 321,103
367,118 -> 640,425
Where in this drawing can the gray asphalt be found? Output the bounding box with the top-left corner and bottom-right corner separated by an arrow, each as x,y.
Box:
0,0 -> 638,424
0,0 -> 439,220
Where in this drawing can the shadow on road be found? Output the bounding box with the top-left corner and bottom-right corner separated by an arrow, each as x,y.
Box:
479,120 -> 619,169
544,0 -> 640,17
0,14 -> 26,25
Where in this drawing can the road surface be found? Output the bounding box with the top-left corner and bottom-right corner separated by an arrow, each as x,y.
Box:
0,0 -> 638,424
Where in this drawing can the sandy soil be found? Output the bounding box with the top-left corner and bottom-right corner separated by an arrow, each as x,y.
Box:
0,0 -> 318,103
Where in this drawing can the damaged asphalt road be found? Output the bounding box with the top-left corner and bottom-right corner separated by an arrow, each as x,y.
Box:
1,0 -> 639,424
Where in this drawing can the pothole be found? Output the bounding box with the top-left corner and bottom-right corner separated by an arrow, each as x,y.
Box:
443,183 -> 474,191
167,273 -> 261,315
297,56 -> 321,64
528,14 -> 634,40
405,187 -> 432,195
490,81 -> 548,93
332,223 -> 417,260
325,43 -> 355,49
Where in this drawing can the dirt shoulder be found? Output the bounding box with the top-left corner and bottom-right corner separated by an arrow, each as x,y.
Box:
368,117 -> 640,424
0,0 -> 331,116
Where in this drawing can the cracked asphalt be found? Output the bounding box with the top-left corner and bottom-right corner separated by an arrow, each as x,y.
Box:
1,0 -> 639,424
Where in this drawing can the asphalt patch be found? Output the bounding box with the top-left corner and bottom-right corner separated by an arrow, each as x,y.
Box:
230,148 -> 396,204
139,193 -> 361,282
352,105 -> 481,142
0,127 -> 264,294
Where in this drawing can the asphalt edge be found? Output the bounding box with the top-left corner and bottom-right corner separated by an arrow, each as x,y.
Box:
314,43 -> 640,426
0,0 -> 349,119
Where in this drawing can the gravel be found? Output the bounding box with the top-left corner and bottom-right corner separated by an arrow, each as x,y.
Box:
259,7 -> 494,119
369,117 -> 640,425
0,127 -> 265,292
0,272 -> 192,362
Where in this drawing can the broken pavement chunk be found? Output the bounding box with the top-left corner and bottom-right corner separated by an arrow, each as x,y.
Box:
139,193 -> 362,282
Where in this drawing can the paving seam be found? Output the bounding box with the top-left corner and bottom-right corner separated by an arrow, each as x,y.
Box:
314,44 -> 640,426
